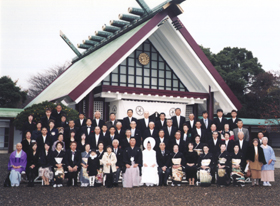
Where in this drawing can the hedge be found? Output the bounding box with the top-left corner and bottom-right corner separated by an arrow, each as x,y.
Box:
14,101 -> 79,131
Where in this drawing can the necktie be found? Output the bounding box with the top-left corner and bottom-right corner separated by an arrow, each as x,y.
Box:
114,149 -> 117,154
162,151 -> 164,156
111,136 -> 114,141
205,119 -> 208,128
168,128 -> 171,136
87,127 -> 90,135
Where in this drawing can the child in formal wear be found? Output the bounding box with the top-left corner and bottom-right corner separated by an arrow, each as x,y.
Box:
87,151 -> 100,187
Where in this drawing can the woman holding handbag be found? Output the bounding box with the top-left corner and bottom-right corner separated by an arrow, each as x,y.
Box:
246,138 -> 266,186
101,146 -> 117,188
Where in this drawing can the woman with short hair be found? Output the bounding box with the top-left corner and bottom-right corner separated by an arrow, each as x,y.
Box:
27,142 -> 39,187
38,143 -> 53,186
101,146 -> 117,188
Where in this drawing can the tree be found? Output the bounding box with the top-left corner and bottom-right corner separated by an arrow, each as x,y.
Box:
14,101 -> 79,131
27,62 -> 70,98
200,46 -> 265,117
0,76 -> 27,108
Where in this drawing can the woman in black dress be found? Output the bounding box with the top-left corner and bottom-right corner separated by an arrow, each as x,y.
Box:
77,133 -> 87,152
87,150 -> 100,187
21,131 -> 33,154
22,114 -> 36,139
184,142 -> 198,186
27,142 -> 39,187
38,143 -> 53,186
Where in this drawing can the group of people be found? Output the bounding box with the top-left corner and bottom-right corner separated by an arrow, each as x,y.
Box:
7,105 -> 276,188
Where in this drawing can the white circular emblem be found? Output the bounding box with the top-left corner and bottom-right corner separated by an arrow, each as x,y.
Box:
135,106 -> 144,116
169,108 -> 176,117
112,105 -> 117,113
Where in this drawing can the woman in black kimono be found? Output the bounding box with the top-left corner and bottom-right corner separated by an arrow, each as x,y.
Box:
184,142 -> 198,186
230,145 -> 245,187
198,145 -> 214,187
194,135 -> 203,156
95,142 -> 105,187
170,144 -> 185,186
52,142 -> 66,188
216,144 -> 231,187
27,142 -> 39,187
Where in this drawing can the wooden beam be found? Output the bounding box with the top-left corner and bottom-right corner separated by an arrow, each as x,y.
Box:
102,25 -> 120,33
87,92 -> 94,119
77,43 -> 91,49
83,40 -> 98,46
60,30 -> 82,57
207,86 -> 214,120
95,30 -> 113,38
109,20 -> 130,27
128,7 -> 144,16
88,35 -> 106,42
118,14 -> 140,22
136,0 -> 151,14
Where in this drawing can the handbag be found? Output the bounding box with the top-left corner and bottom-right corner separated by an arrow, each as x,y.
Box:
245,169 -> 251,178
4,172 -> 11,187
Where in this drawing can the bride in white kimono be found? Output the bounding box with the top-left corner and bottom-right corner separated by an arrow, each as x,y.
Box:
141,137 -> 159,186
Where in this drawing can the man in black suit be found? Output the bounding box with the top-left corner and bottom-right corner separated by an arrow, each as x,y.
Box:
171,108 -> 185,132
74,112 -> 86,136
213,109 -> 228,132
41,108 -> 56,129
81,118 -> 95,144
130,121 -> 141,147
171,131 -> 185,153
37,127 -> 52,153
115,122 -> 125,143
101,125 -> 109,138
155,112 -> 167,131
122,109 -> 137,131
107,126 -> 119,147
163,119 -> 177,139
235,131 -> 249,158
65,141 -> 81,186
200,111 -> 213,132
51,104 -> 65,128
92,110 -> 105,128
106,113 -> 117,129
185,113 -> 196,133
112,139 -> 123,186
156,142 -> 171,186
155,130 -> 171,152
192,121 -> 207,143
138,111 -> 151,132
90,126 -> 106,150
143,122 -> 158,141
121,130 -> 132,149
228,110 -> 241,131
208,131 -> 222,160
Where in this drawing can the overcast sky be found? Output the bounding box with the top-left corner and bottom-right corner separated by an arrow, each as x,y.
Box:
1,0 -> 280,90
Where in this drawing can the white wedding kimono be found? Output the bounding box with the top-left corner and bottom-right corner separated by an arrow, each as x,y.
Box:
141,149 -> 159,185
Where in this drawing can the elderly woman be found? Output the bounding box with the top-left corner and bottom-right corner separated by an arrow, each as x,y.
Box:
101,146 -> 117,188
170,144 -> 185,187
216,144 -> 231,187
80,144 -> 91,187
246,138 -> 266,186
95,142 -> 105,186
261,137 -> 276,186
221,124 -> 234,141
8,143 -> 27,187
39,143 -> 53,185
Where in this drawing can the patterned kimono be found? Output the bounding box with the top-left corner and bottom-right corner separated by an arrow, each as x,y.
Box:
80,151 -> 90,185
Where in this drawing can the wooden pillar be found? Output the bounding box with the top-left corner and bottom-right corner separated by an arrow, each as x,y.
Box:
193,104 -> 198,120
78,101 -> 83,113
103,101 -> 109,121
87,92 -> 94,119
8,119 -> 14,153
207,86 -> 214,120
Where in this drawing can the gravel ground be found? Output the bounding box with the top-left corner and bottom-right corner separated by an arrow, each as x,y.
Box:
0,153 -> 279,206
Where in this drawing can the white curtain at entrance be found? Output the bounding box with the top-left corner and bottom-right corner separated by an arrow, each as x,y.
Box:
109,100 -> 186,119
